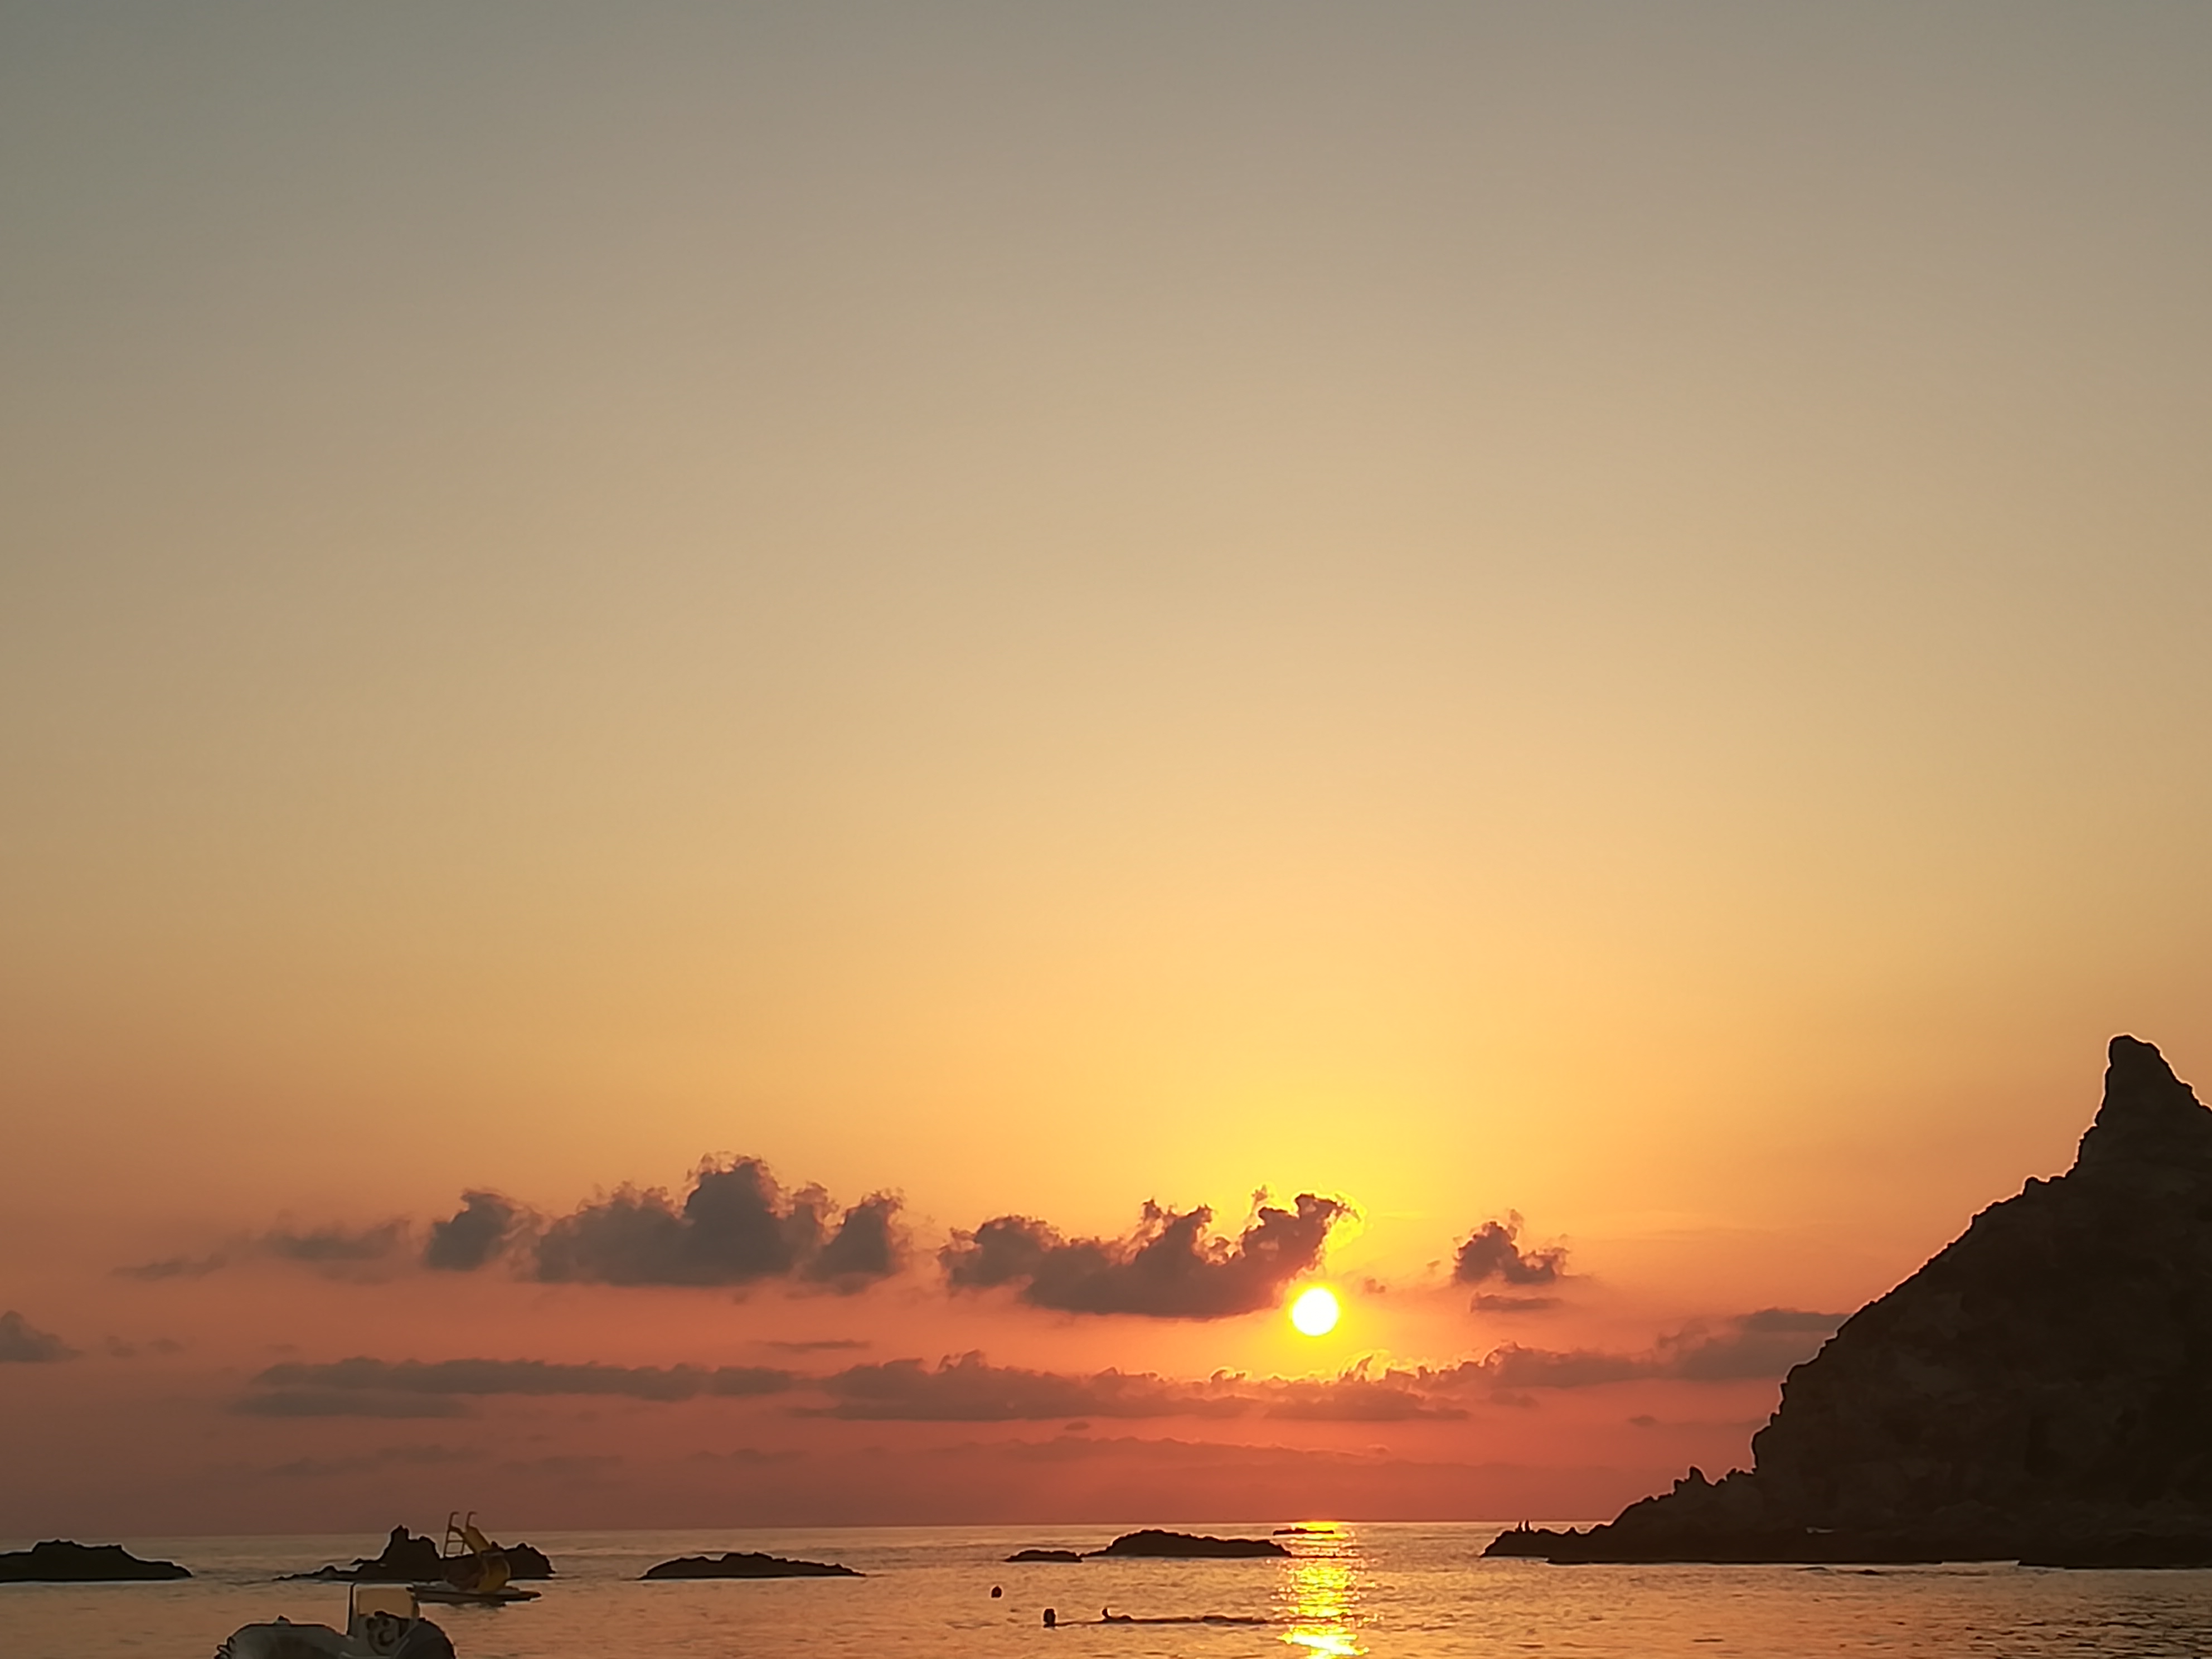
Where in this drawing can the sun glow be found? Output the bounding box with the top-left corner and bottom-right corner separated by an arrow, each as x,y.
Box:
1289,1285 -> 1341,1336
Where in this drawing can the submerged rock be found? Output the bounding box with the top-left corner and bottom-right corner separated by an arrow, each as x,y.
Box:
1487,1036 -> 2212,1565
642,1551 -> 860,1579
0,1540 -> 191,1582
1087,1530 -> 1288,1559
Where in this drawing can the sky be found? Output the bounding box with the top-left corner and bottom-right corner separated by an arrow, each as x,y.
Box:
4,1 -> 2211,1540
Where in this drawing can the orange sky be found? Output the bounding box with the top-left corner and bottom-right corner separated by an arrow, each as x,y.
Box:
4,2 -> 2212,1539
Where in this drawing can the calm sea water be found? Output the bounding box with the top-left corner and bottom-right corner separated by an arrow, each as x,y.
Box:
5,1522 -> 2212,1659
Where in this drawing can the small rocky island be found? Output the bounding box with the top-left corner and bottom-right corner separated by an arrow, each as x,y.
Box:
290,1525 -> 556,1581
1488,1036 -> 2212,1566
1005,1530 -> 1288,1562
0,1541 -> 191,1582
642,1551 -> 860,1579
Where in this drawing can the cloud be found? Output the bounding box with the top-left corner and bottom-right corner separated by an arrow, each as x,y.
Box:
810,1192 -> 900,1288
755,1338 -> 870,1353
268,1444 -> 482,1479
940,1192 -> 1351,1319
114,1254 -> 226,1281
532,1159 -> 902,1291
1471,1293 -> 1561,1314
1258,1374 -> 1469,1422
814,1353 -> 1228,1422
249,1356 -> 795,1403
1452,1308 -> 1847,1390
1660,1308 -> 1844,1381
235,1390 -> 472,1418
501,1454 -> 623,1479
810,1352 -> 1464,1423
261,1221 -> 409,1277
424,1191 -> 525,1271
1471,1345 -> 1652,1389
686,1446 -> 807,1467
0,1311 -> 76,1363
1452,1215 -> 1566,1289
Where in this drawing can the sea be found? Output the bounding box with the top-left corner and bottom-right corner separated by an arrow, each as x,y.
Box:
5,1523 -> 2212,1659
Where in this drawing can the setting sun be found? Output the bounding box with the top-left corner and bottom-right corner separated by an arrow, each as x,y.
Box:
1290,1285 -> 1342,1336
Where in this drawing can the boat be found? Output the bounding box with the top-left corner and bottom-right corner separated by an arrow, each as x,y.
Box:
216,1583 -> 455,1658
416,1511 -> 539,1605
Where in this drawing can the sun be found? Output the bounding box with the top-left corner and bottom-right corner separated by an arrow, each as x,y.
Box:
1289,1285 -> 1341,1337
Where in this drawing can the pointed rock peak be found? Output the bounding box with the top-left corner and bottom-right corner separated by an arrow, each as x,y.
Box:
2075,1034 -> 2212,1175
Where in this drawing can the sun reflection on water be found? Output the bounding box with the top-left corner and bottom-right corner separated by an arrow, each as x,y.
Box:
1274,1526 -> 1365,1656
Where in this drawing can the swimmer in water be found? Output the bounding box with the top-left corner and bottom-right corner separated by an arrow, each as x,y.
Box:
1042,1608 -> 1057,1628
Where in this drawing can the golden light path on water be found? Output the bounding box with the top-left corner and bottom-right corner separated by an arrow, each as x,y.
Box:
1274,1525 -> 1364,1656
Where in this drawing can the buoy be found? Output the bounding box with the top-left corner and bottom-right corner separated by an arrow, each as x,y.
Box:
991,1584 -> 1003,1598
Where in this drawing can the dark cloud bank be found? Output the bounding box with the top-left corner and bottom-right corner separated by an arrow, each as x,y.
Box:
130,1160 -> 908,1293
813,1352 -> 1467,1422
234,1351 -> 1460,1422
438,1161 -> 902,1292
535,1162 -> 898,1290
240,1357 -> 797,1417
232,1316 -> 1839,1422
941,1193 -> 1350,1319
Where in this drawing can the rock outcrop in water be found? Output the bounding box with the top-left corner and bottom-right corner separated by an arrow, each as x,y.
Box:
0,1540 -> 191,1582
1488,1036 -> 2212,1566
1089,1530 -> 1288,1559
1006,1530 -> 1289,1562
290,1526 -> 558,1582
642,1551 -> 860,1579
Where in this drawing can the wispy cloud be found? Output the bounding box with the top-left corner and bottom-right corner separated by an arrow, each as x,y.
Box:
114,1254 -> 227,1282
260,1221 -> 409,1278
1454,1308 -> 1847,1390
249,1356 -> 796,1403
811,1352 -> 1466,1422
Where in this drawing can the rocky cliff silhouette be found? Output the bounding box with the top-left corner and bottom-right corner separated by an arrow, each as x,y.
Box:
1489,1036 -> 2212,1565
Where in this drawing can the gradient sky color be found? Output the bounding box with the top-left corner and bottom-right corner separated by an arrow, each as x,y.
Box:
4,2 -> 2211,1537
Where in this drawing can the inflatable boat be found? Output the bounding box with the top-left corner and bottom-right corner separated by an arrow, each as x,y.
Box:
216,1583 -> 455,1658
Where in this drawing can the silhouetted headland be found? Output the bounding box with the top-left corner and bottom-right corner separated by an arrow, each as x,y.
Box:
1488,1036 -> 2212,1566
1008,1529 -> 1288,1561
0,1540 -> 190,1582
642,1551 -> 859,1579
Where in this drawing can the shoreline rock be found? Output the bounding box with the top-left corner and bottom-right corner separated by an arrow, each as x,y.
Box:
1486,1037 -> 2212,1566
0,1541 -> 191,1582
